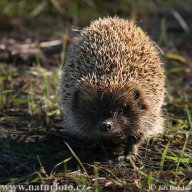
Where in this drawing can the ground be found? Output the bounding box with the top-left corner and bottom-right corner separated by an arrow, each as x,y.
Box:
0,1 -> 191,192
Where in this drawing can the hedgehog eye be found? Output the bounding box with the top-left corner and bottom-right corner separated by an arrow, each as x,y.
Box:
118,108 -> 123,114
133,90 -> 140,100
90,109 -> 97,114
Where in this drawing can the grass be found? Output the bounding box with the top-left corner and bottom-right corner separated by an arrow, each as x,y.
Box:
0,0 -> 192,192
0,51 -> 191,191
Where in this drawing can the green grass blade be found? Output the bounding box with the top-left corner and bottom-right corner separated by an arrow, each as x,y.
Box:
65,142 -> 87,174
159,140 -> 171,175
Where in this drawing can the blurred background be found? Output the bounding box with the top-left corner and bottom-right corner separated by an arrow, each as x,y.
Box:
0,0 -> 191,188
0,0 -> 192,65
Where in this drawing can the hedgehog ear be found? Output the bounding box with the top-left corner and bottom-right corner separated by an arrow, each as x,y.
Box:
139,102 -> 148,110
133,90 -> 140,100
133,90 -> 148,110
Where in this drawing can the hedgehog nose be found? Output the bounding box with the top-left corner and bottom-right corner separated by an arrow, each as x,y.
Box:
97,121 -> 112,132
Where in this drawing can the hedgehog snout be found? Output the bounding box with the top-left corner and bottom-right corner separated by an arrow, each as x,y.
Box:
96,121 -> 112,132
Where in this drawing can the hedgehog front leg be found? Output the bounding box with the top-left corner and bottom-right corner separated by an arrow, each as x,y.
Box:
124,136 -> 144,156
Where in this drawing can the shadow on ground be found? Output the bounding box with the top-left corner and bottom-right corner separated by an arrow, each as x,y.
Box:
0,112 -> 127,183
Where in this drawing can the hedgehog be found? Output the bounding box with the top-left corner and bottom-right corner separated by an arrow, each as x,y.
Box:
60,17 -> 165,155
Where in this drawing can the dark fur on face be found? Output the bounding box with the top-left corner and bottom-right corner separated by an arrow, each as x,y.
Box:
71,84 -> 148,145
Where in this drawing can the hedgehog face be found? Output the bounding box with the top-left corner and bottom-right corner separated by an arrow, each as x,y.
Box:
71,86 -> 148,139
